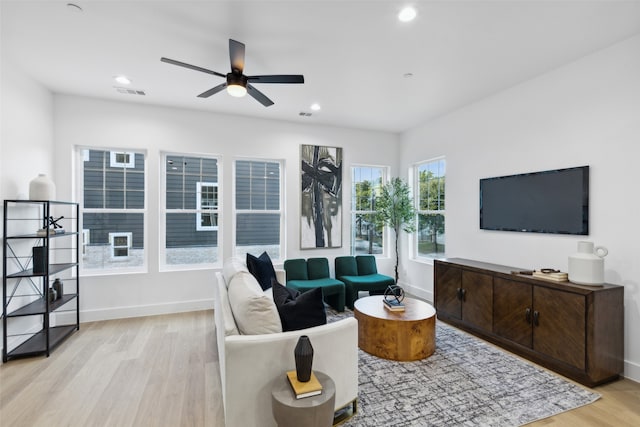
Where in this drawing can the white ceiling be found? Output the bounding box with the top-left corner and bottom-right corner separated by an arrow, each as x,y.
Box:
3,0 -> 640,133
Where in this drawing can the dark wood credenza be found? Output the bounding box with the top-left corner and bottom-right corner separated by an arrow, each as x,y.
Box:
434,258 -> 624,387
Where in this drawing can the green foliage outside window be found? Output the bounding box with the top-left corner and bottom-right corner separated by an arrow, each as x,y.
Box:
352,167 -> 384,255
417,159 -> 445,256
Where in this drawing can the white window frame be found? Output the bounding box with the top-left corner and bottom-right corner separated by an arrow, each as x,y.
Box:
413,157 -> 446,261
350,164 -> 389,257
160,152 -> 222,272
109,232 -> 132,259
232,158 -> 285,262
77,146 -> 147,276
196,182 -> 219,231
82,229 -> 90,257
109,151 -> 135,168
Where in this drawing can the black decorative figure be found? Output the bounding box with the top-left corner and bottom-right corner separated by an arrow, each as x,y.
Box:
384,285 -> 405,304
294,335 -> 314,382
47,216 -> 64,229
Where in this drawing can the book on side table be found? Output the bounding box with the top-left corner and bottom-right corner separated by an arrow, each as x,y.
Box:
383,298 -> 405,312
286,370 -> 323,399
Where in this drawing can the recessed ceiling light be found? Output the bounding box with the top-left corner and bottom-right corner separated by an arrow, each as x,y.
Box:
114,75 -> 131,85
398,6 -> 417,22
310,103 -> 321,111
404,73 -> 414,78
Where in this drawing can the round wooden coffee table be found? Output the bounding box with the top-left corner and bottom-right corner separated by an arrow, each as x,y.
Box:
354,296 -> 436,361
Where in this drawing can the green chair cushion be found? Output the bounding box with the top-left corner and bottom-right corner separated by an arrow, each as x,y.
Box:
335,256 -> 358,277
284,258 -> 308,281
287,278 -> 343,293
345,274 -> 394,287
356,255 -> 378,275
307,257 -> 330,280
340,273 -> 394,309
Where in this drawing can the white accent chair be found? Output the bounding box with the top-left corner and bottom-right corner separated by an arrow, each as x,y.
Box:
214,258 -> 358,427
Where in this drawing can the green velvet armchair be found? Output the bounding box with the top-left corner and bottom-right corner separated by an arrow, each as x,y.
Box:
283,257 -> 346,312
335,255 -> 394,309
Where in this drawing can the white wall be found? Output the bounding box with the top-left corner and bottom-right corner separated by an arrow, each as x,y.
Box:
53,95 -> 399,322
1,61 -> 55,198
1,59 -> 55,360
399,34 -> 640,381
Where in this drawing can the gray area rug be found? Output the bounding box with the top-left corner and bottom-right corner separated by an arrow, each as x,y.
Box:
327,309 -> 600,427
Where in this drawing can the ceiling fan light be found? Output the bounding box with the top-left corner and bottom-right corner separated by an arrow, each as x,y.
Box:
227,84 -> 247,97
398,6 -> 417,22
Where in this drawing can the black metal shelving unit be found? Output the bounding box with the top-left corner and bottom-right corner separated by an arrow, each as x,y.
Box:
2,200 -> 80,362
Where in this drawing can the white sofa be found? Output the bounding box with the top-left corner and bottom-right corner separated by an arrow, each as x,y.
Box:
214,258 -> 359,427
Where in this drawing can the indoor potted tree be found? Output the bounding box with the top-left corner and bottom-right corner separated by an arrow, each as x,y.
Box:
374,177 -> 416,284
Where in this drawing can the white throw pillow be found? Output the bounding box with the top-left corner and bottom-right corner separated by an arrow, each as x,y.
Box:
223,257 -> 249,287
227,271 -> 282,335
216,273 -> 239,336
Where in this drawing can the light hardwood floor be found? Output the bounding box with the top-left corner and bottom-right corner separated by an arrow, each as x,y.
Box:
1,310 -> 639,426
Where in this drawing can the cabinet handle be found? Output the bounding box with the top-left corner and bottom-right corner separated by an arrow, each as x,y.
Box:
456,288 -> 463,301
533,310 -> 540,327
461,288 -> 467,302
525,308 -> 531,324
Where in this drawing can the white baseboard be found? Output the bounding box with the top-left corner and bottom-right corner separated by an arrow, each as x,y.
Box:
624,359 -> 640,383
399,280 -> 433,304
79,298 -> 214,323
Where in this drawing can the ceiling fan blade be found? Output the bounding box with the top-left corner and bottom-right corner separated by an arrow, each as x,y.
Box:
247,84 -> 274,107
198,82 -> 228,98
161,57 -> 226,78
247,75 -> 305,84
229,39 -> 245,74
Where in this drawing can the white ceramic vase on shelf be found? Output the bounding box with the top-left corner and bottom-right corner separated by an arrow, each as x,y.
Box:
568,241 -> 608,286
29,173 -> 56,201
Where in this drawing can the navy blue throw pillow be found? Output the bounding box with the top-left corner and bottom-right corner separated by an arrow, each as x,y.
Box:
272,282 -> 327,332
246,252 -> 277,291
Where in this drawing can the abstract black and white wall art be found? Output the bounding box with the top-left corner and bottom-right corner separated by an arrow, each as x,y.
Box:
300,145 -> 342,249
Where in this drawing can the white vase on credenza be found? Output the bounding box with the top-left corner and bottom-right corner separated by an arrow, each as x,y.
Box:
568,241 -> 608,286
29,173 -> 56,201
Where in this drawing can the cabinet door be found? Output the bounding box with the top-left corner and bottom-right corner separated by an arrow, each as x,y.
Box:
461,271 -> 493,331
434,263 -> 462,320
493,278 -> 532,348
533,286 -> 586,370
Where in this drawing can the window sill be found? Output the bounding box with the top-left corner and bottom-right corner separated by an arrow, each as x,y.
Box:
411,254 -> 447,267
159,262 -> 221,273
81,267 -> 148,277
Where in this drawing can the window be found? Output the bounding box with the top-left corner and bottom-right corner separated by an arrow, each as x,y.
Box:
109,232 -> 132,258
80,148 -> 146,272
196,182 -> 218,231
234,159 -> 283,260
415,158 -> 446,258
162,154 -> 219,268
82,229 -> 90,257
109,151 -> 135,168
351,166 -> 387,255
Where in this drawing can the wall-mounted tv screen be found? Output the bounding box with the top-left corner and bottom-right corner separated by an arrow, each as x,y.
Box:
480,166 -> 589,235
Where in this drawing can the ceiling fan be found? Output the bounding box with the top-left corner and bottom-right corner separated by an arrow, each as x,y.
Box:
161,39 -> 304,107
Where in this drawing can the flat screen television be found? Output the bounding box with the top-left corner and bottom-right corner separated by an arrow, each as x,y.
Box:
480,166 -> 589,235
